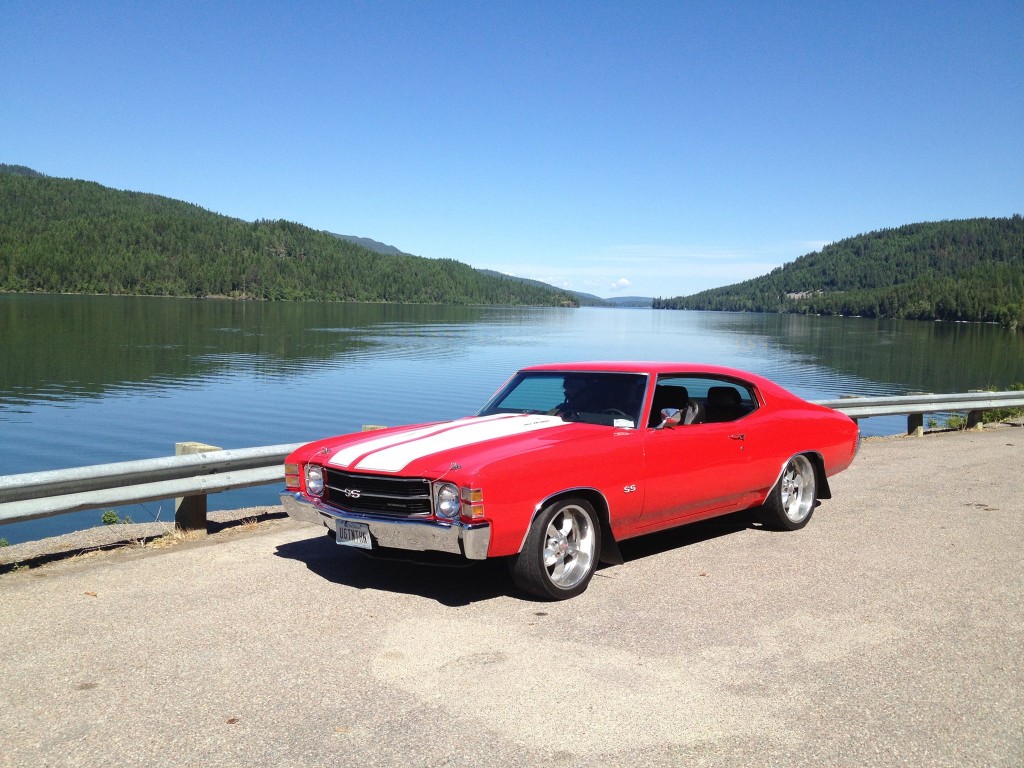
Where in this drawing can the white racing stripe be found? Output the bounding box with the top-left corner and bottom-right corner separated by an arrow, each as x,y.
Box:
327,414 -> 512,469
344,414 -> 567,472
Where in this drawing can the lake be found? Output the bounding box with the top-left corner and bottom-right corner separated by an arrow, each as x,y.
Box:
2,294 -> 1022,544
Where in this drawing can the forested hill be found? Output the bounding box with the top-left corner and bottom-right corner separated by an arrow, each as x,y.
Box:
476,269 -> 612,307
655,217 -> 1024,329
0,168 -> 577,306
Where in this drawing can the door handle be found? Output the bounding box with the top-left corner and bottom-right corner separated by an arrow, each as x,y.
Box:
729,434 -> 745,441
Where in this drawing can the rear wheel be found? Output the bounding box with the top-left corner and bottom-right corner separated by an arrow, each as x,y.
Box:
510,499 -> 600,600
760,454 -> 817,530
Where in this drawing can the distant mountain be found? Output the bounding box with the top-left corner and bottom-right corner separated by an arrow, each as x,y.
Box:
0,168 -> 579,307
656,217 -> 1024,330
328,237 -> 607,306
606,296 -> 654,308
328,233 -> 409,256
477,270 -> 611,307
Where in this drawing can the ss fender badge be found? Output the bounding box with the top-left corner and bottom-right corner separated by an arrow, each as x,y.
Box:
623,484 -> 637,494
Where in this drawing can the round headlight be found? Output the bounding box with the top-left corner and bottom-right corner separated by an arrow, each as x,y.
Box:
305,465 -> 324,496
435,483 -> 461,519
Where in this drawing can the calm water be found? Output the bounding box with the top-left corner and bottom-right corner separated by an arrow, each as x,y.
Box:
2,294 -> 1022,544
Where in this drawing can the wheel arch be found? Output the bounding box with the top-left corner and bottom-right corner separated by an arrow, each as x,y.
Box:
763,451 -> 832,503
519,487 -> 624,566
777,451 -> 831,499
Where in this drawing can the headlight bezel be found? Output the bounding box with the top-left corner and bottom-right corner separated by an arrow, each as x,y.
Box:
305,464 -> 325,496
434,482 -> 462,519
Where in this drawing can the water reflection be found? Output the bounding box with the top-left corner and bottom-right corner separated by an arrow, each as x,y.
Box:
3,294 -> 1022,418
706,312 -> 1024,395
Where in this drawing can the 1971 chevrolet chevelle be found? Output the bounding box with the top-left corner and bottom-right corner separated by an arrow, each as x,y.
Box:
281,362 -> 859,599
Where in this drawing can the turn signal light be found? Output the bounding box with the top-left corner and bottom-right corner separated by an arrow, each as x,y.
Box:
462,488 -> 485,519
284,463 -> 300,490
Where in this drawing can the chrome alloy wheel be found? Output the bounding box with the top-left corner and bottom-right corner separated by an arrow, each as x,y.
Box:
780,455 -> 816,524
542,503 -> 597,590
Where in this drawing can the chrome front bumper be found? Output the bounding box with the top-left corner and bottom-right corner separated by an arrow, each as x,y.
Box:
280,492 -> 491,560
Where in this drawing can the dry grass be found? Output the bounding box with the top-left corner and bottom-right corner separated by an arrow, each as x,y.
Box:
238,517 -> 261,532
147,527 -> 207,549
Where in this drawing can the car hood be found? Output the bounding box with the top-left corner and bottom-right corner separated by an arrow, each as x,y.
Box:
320,413 -> 577,475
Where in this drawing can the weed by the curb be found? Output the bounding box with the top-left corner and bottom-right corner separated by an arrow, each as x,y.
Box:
101,510 -> 134,526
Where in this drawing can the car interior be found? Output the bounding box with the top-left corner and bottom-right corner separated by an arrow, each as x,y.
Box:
647,378 -> 756,427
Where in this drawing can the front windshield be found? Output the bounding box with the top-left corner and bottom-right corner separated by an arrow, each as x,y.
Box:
478,371 -> 648,428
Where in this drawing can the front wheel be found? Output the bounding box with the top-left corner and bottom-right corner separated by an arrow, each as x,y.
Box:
509,499 -> 601,600
760,454 -> 817,530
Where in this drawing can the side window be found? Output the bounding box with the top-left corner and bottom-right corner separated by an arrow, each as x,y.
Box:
691,378 -> 757,423
649,375 -> 758,426
648,377 -> 694,427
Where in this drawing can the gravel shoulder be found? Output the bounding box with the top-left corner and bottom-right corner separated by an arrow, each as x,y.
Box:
1,506 -> 286,569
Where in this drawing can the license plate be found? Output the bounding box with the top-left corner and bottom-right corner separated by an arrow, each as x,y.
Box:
336,521 -> 372,550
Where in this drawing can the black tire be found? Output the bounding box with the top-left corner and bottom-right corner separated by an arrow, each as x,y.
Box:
760,454 -> 817,531
509,499 -> 601,600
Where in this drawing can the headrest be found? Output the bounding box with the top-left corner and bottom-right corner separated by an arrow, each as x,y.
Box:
707,386 -> 741,406
656,385 -> 689,401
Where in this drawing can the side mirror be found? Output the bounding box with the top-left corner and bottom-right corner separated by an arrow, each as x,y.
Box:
656,408 -> 682,429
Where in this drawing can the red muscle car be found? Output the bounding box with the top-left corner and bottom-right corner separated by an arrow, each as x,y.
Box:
281,362 -> 860,599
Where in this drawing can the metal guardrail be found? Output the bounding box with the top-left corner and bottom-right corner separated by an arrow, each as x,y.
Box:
0,444 -> 301,530
1,392 -> 1022,532
815,390 -> 1024,435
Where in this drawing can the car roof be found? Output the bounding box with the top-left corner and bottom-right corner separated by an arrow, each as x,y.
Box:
523,361 -> 751,377
518,362 -> 795,398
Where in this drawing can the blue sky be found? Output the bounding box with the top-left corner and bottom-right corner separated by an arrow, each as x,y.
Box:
3,1 -> 1022,298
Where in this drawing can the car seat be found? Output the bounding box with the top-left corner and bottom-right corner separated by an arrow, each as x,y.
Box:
706,386 -> 747,422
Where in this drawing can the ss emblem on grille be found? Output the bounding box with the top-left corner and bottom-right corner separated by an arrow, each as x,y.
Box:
340,489 -> 362,499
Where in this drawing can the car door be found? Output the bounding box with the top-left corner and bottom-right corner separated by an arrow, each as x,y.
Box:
638,375 -> 759,529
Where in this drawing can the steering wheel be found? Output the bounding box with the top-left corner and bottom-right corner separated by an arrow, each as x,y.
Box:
601,408 -> 629,418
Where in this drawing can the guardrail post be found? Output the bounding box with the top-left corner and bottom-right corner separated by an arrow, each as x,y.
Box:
967,410 -> 984,430
905,392 -> 932,436
174,442 -> 222,533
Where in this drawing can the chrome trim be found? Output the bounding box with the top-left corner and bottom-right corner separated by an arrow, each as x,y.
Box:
281,491 -> 329,526
280,492 -> 491,560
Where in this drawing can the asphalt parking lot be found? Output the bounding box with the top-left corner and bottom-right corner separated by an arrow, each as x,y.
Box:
1,427 -> 1021,767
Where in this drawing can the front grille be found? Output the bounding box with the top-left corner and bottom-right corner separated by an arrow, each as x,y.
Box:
322,468 -> 432,517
